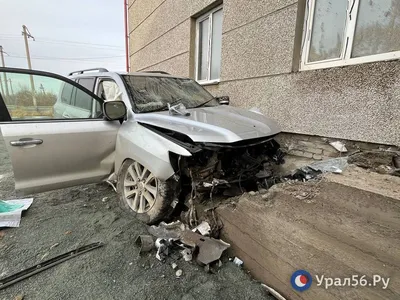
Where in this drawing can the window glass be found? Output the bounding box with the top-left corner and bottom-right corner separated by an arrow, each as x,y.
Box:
60,83 -> 75,105
211,9 -> 223,80
122,75 -> 217,113
302,0 -> 400,69
0,72 -> 100,121
308,0 -> 348,62
198,18 -> 209,80
352,0 -> 400,58
76,78 -> 95,111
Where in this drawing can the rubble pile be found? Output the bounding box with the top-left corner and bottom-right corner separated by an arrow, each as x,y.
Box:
135,220 -> 231,274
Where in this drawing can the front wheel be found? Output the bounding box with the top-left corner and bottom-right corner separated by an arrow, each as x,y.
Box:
117,159 -> 178,224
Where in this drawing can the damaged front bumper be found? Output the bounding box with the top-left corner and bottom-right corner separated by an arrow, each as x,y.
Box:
178,137 -> 285,193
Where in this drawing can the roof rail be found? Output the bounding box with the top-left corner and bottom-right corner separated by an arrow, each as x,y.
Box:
141,71 -> 170,75
68,68 -> 109,76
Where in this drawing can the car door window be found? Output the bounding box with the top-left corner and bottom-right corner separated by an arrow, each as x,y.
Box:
76,78 -> 95,111
0,71 -> 102,121
60,82 -> 76,105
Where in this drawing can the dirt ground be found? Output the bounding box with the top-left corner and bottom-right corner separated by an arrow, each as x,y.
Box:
0,137 -> 271,300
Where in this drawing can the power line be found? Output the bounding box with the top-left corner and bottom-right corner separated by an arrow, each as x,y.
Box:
0,35 -> 124,50
8,54 -> 124,61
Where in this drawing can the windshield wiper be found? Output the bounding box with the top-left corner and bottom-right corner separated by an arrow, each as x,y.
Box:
193,97 -> 215,108
149,99 -> 182,113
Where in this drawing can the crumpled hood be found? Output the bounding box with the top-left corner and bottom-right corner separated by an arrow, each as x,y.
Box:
134,105 -> 281,143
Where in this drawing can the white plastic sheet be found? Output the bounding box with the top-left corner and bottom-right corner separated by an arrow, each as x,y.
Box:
0,198 -> 33,227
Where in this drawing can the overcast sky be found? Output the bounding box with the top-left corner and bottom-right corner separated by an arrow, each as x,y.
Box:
0,0 -> 125,76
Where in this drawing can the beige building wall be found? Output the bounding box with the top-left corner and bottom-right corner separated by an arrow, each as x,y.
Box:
128,0 -> 400,146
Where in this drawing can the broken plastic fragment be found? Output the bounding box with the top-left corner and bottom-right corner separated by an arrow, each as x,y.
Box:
329,141 -> 348,152
175,269 -> 183,278
155,238 -> 169,261
180,248 -> 193,262
180,230 -> 230,265
148,221 -> 187,239
192,221 -> 211,236
233,257 -> 244,267
135,235 -> 154,254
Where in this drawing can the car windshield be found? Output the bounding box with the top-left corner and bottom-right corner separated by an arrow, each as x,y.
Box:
122,75 -> 219,113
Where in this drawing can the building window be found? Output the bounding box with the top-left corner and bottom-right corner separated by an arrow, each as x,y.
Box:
301,0 -> 400,70
195,5 -> 223,84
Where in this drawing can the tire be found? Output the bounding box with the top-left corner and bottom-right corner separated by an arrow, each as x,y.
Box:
117,159 -> 178,225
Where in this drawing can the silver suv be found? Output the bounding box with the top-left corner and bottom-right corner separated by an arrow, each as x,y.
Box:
0,67 -> 283,224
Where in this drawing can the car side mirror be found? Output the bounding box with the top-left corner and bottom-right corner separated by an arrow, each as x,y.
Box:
103,101 -> 127,121
216,96 -> 230,105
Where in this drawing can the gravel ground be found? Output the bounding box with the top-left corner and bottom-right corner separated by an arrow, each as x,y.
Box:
0,136 -> 270,300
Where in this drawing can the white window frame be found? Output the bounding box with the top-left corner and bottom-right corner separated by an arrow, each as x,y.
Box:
301,0 -> 400,71
195,5 -> 223,85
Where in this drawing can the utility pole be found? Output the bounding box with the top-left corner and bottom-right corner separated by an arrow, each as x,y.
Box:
22,25 -> 37,107
8,79 -> 14,95
0,46 -> 10,97
0,78 -> 4,97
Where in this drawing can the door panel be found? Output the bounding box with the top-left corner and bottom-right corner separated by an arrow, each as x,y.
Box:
0,121 -> 119,195
0,68 -> 121,195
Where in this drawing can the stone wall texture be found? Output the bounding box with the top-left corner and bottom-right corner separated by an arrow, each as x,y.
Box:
128,0 -> 400,146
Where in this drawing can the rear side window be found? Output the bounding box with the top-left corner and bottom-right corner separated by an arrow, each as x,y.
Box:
76,78 -> 95,111
60,83 -> 76,105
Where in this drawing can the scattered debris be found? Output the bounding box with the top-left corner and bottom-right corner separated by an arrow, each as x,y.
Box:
135,235 -> 154,254
40,252 -> 49,260
204,259 -> 224,274
192,221 -> 211,236
175,269 -> 183,278
171,263 -> 178,270
148,221 -> 230,268
0,198 -> 33,228
64,231 -> 72,235
348,151 -> 400,177
278,180 -> 322,203
232,257 -> 243,267
148,221 -> 187,240
180,230 -> 230,265
0,242 -> 104,291
329,141 -> 348,153
50,243 -> 60,250
308,157 -> 348,174
287,166 -> 322,181
101,197 -> 109,203
180,248 -> 193,262
261,283 -> 286,300
14,294 -> 24,300
155,238 -> 170,262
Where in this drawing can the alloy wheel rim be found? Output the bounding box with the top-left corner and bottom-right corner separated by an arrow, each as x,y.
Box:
123,161 -> 157,213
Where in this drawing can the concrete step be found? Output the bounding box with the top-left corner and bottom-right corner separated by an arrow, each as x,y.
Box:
216,171 -> 400,300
